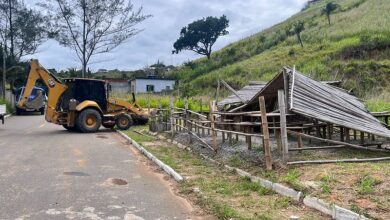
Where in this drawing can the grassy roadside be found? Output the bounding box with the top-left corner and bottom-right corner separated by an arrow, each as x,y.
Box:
223,146 -> 390,220
123,126 -> 329,220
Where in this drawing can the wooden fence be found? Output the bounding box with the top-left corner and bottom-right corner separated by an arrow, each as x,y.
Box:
149,91 -> 390,169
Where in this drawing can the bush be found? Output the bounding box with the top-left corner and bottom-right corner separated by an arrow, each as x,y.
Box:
0,98 -> 13,114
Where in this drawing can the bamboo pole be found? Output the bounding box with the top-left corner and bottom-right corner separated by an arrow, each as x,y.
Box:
259,96 -> 272,170
278,90 -> 289,164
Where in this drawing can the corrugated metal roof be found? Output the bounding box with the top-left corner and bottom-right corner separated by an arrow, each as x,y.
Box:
287,68 -> 390,138
218,84 -> 266,109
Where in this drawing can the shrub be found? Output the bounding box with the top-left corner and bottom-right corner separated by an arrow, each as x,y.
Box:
0,98 -> 13,113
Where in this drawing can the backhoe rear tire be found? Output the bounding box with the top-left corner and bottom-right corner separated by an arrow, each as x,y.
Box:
115,114 -> 133,130
76,109 -> 102,133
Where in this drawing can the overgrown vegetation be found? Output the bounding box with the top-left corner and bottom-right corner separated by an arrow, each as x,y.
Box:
168,0 -> 390,106
112,93 -> 211,112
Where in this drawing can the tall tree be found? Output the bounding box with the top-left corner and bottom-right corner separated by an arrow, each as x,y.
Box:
322,2 -> 339,26
173,15 -> 229,60
42,0 -> 151,78
0,0 -> 47,98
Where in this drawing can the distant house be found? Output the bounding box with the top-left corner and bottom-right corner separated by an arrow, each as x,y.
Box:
106,78 -> 130,93
130,76 -> 175,94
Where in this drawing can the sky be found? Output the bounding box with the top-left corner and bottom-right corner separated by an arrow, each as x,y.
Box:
26,0 -> 308,71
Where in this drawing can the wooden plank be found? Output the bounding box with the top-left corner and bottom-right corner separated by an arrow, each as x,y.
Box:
278,90 -> 289,164
259,96 -> 272,170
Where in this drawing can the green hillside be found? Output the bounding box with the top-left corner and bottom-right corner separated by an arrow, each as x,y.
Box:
169,0 -> 390,110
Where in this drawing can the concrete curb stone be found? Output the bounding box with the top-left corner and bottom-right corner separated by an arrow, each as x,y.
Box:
117,130 -> 184,182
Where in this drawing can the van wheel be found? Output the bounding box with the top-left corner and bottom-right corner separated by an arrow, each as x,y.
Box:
76,109 -> 102,133
115,114 -> 133,130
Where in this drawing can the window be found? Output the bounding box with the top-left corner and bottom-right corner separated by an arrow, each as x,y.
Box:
146,85 -> 155,92
166,86 -> 170,90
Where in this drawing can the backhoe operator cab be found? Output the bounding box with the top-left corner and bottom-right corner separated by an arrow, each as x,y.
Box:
17,59 -> 148,133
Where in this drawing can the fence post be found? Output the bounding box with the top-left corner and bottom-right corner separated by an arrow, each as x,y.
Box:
278,89 -> 289,164
185,97 -> 191,143
209,101 -> 218,152
170,98 -> 175,138
221,115 -> 225,143
259,96 -> 272,170
246,126 -> 252,150
297,134 -> 303,153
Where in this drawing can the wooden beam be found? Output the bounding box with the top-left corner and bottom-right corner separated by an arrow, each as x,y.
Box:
220,79 -> 246,103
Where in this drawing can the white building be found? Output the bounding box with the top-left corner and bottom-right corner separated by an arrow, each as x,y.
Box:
130,77 -> 175,94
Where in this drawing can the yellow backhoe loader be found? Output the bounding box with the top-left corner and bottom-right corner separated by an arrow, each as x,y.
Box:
17,59 -> 149,133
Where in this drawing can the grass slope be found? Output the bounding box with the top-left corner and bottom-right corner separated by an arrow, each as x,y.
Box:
169,0 -> 390,110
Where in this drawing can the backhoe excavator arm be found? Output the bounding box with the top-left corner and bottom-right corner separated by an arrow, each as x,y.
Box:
18,59 -> 67,123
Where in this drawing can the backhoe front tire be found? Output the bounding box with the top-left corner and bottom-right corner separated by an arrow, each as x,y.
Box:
76,109 -> 102,133
115,114 -> 133,130
63,125 -> 79,132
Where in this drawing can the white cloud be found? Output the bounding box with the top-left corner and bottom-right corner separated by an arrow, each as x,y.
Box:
25,0 -> 307,71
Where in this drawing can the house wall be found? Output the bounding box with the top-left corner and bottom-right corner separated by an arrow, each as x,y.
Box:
132,79 -> 175,93
110,81 -> 130,94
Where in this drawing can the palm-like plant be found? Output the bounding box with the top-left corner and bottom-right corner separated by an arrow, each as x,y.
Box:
322,2 -> 339,26
293,21 -> 305,47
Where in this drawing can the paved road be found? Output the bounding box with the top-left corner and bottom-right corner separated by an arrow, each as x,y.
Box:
0,115 -> 196,220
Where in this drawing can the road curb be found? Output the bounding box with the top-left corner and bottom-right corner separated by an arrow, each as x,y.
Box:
117,130 -> 184,182
158,134 -> 368,219
4,114 -> 11,118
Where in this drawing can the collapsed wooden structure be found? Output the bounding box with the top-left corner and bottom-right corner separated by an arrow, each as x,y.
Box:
150,67 -> 390,169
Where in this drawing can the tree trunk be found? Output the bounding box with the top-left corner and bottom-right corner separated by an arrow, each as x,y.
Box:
82,0 -> 87,78
2,43 -> 6,99
206,53 -> 211,60
327,14 -> 331,26
8,0 -> 15,63
297,33 -> 303,47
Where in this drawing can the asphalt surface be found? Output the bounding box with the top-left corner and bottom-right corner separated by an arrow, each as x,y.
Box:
0,115 -> 196,220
